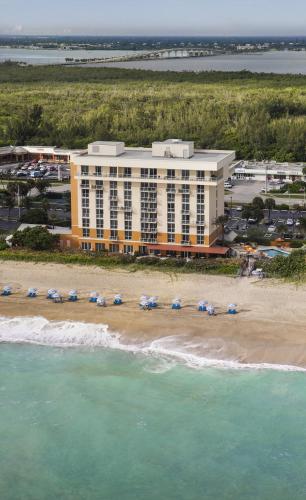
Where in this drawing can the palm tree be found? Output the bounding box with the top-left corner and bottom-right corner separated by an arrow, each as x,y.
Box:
215,214 -> 229,245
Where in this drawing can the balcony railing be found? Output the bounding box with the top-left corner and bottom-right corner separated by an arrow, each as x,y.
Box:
79,172 -> 223,183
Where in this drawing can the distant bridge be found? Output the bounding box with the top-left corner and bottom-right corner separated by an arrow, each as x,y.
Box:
67,48 -> 217,65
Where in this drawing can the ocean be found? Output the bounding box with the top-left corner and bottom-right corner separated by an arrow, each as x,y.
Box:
1,317 -> 306,500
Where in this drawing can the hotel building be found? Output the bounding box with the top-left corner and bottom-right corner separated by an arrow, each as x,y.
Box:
67,139 -> 235,256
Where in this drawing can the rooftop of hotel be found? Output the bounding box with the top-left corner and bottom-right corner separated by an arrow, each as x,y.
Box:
74,139 -> 235,164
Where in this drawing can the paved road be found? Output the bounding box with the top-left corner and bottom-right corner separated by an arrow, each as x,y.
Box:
225,180 -> 306,207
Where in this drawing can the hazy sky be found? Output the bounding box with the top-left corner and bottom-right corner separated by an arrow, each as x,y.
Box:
1,0 -> 306,36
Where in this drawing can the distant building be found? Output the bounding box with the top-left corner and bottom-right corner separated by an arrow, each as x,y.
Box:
234,160 -> 306,183
63,139 -> 235,256
0,145 -> 84,165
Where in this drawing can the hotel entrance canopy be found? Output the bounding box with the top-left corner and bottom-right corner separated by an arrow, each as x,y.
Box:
147,244 -> 230,255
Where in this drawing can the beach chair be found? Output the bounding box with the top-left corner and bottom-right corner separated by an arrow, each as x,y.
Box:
207,305 -> 216,316
68,290 -> 78,302
113,294 -> 122,305
1,286 -> 12,296
227,304 -> 237,315
52,292 -> 63,304
27,288 -> 38,298
198,300 -> 208,312
89,291 -> 98,303
47,288 -> 57,299
97,296 -> 106,307
172,298 -> 182,310
148,296 -> 158,308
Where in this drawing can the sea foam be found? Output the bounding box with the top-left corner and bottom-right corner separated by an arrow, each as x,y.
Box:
0,316 -> 305,372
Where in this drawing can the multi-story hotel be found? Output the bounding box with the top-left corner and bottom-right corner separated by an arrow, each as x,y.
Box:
66,139 -> 235,256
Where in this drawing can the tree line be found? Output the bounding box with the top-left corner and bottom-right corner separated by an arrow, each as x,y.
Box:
2,64 -> 306,160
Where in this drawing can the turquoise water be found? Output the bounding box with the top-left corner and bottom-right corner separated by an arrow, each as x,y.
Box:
1,343 -> 306,500
262,249 -> 290,258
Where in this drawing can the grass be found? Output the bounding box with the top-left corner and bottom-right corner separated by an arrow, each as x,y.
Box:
0,248 -> 240,276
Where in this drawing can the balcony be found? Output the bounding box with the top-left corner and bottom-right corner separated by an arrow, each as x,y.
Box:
78,173 -> 223,185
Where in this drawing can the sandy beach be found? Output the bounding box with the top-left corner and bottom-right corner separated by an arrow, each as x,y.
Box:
0,260 -> 306,367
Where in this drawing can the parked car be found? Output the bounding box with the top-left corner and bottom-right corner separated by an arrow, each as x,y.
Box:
267,225 -> 277,233
248,217 -> 257,224
286,218 -> 294,226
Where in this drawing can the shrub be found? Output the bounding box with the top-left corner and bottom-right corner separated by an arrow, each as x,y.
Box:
262,249 -> 306,281
20,208 -> 48,224
12,226 -> 59,251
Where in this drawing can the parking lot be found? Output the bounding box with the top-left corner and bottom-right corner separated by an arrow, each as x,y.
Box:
226,208 -> 306,240
225,179 -> 305,207
0,160 -> 70,181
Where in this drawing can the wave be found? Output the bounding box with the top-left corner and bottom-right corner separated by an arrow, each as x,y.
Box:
0,316 -> 305,373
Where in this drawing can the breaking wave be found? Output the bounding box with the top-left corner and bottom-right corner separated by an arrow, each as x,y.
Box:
0,316 -> 305,372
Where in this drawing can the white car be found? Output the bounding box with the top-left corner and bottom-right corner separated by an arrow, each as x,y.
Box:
267,225 -> 277,233
286,218 -> 294,226
295,220 -> 301,227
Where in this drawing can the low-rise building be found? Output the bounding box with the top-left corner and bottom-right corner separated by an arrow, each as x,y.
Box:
234,160 -> 306,183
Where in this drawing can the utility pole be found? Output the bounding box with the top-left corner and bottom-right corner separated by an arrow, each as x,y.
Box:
17,183 -> 21,220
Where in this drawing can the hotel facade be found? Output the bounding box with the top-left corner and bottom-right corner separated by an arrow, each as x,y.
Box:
67,140 -> 235,256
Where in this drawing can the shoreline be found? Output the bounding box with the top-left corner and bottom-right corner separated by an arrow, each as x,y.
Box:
1,261 -> 306,368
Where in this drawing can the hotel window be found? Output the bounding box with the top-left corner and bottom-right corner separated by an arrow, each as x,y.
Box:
96,198 -> 103,208
182,225 -> 190,235
96,208 -> 103,218
110,220 -> 118,229
82,218 -> 90,228
82,208 -> 89,218
96,219 -> 103,228
81,241 -> 91,250
197,170 -> 205,180
125,231 -> 132,241
81,165 -> 89,176
181,169 -> 189,180
124,181 -> 132,190
95,243 -> 105,252
141,168 -> 149,178
95,166 -> 102,176
182,214 -> 190,224
167,202 -> 175,212
166,169 -> 175,179
82,229 -> 90,238
181,234 -> 190,244
168,233 -> 175,243
110,230 -> 118,240
166,183 -> 176,193
110,167 -> 117,178
167,213 -> 175,223
96,180 -> 103,189
109,244 -> 119,253
168,223 -> 175,234
124,245 -> 133,254
149,168 -> 157,179
81,188 -> 89,198
81,179 -> 89,187
96,229 -> 104,239
125,220 -> 132,231
124,168 -> 132,178
197,235 -> 204,245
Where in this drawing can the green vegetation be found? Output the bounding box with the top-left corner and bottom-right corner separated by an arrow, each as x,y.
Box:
262,249 -> 306,282
3,63 -> 306,159
0,247 -> 240,276
11,226 -> 59,251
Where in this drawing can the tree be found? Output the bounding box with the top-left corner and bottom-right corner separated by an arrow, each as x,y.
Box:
252,196 -> 265,210
300,217 -> 306,235
265,197 -> 276,219
215,214 -> 229,245
12,226 -> 58,251
20,208 -> 49,224
2,191 -> 15,220
35,179 -> 51,195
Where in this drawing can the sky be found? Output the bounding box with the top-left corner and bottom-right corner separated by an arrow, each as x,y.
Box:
1,0 -> 306,36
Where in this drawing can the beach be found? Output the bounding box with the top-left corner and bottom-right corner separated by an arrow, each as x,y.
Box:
0,261 -> 306,368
